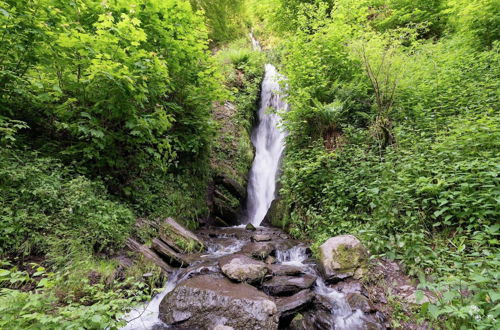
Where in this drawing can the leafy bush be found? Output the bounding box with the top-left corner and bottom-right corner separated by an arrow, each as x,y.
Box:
0,0 -> 222,190
0,149 -> 134,257
270,0 -> 500,327
0,255 -> 164,330
190,0 -> 248,44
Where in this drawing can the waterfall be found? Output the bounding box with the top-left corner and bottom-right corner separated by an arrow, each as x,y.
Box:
244,63 -> 289,227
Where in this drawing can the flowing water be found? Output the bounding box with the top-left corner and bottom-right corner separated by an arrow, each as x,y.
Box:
244,35 -> 289,227
275,246 -> 366,330
121,33 -> 368,330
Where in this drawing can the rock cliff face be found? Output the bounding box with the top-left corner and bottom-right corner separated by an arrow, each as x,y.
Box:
207,96 -> 257,227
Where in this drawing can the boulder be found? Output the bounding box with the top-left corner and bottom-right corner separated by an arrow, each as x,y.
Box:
252,234 -> 272,242
262,274 -> 316,296
219,254 -> 268,283
267,264 -> 304,276
159,274 -> 278,330
319,235 -> 369,281
212,325 -> 234,330
265,197 -> 287,228
245,223 -> 257,231
330,278 -> 363,295
241,242 -> 274,259
346,293 -> 375,313
265,256 -> 276,264
159,218 -> 204,253
276,290 -> 314,318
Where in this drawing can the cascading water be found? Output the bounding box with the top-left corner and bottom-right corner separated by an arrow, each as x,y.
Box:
121,33 -> 375,330
244,37 -> 289,227
274,246 -> 367,329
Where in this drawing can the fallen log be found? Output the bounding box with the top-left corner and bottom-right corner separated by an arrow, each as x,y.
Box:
126,238 -> 174,274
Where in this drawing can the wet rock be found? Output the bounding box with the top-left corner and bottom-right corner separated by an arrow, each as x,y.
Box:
273,240 -> 302,252
301,303 -> 334,330
213,197 -> 239,226
319,235 -> 369,281
330,278 -> 363,295
214,174 -> 246,201
212,325 -> 234,330
159,218 -> 205,253
252,234 -> 271,242
246,223 -> 257,231
159,274 -> 278,330
265,256 -> 276,264
347,293 -> 375,313
262,274 -> 316,296
219,254 -> 268,283
276,290 -> 314,317
303,295 -> 384,330
241,242 -> 274,259
182,260 -> 220,279
267,264 -> 304,276
152,238 -> 191,267
288,314 -> 306,330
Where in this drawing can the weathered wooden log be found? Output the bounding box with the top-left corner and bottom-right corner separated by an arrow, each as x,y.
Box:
152,238 -> 190,267
126,238 -> 174,274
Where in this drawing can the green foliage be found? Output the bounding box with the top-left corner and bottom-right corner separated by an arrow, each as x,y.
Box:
0,0 -> 222,190
211,39 -> 265,184
0,149 -> 134,257
0,256 -> 164,329
274,0 -> 500,327
0,117 -> 28,147
190,0 -> 248,44
447,0 -> 500,49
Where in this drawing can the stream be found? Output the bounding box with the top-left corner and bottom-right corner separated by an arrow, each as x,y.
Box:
122,35 -> 384,330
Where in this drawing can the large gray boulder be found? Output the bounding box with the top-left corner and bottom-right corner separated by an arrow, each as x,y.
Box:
319,235 -> 369,281
159,274 -> 278,330
219,254 -> 268,283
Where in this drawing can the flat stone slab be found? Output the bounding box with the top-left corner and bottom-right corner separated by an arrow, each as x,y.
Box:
219,254 -> 268,283
252,234 -> 272,242
262,274 -> 317,296
159,274 -> 278,330
276,290 -> 314,317
267,264 -> 305,276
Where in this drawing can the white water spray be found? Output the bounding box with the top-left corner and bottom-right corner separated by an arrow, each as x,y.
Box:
244,33 -> 289,227
244,45 -> 289,227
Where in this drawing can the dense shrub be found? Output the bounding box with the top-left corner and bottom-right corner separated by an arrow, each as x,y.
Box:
0,0 -> 222,190
0,149 -> 134,257
190,0 -> 248,44
268,0 -> 500,327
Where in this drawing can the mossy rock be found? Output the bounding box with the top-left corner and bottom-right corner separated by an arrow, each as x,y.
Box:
266,198 -> 288,228
318,235 -> 369,281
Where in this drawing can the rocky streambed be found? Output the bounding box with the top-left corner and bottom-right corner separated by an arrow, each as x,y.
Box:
123,222 -> 386,330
